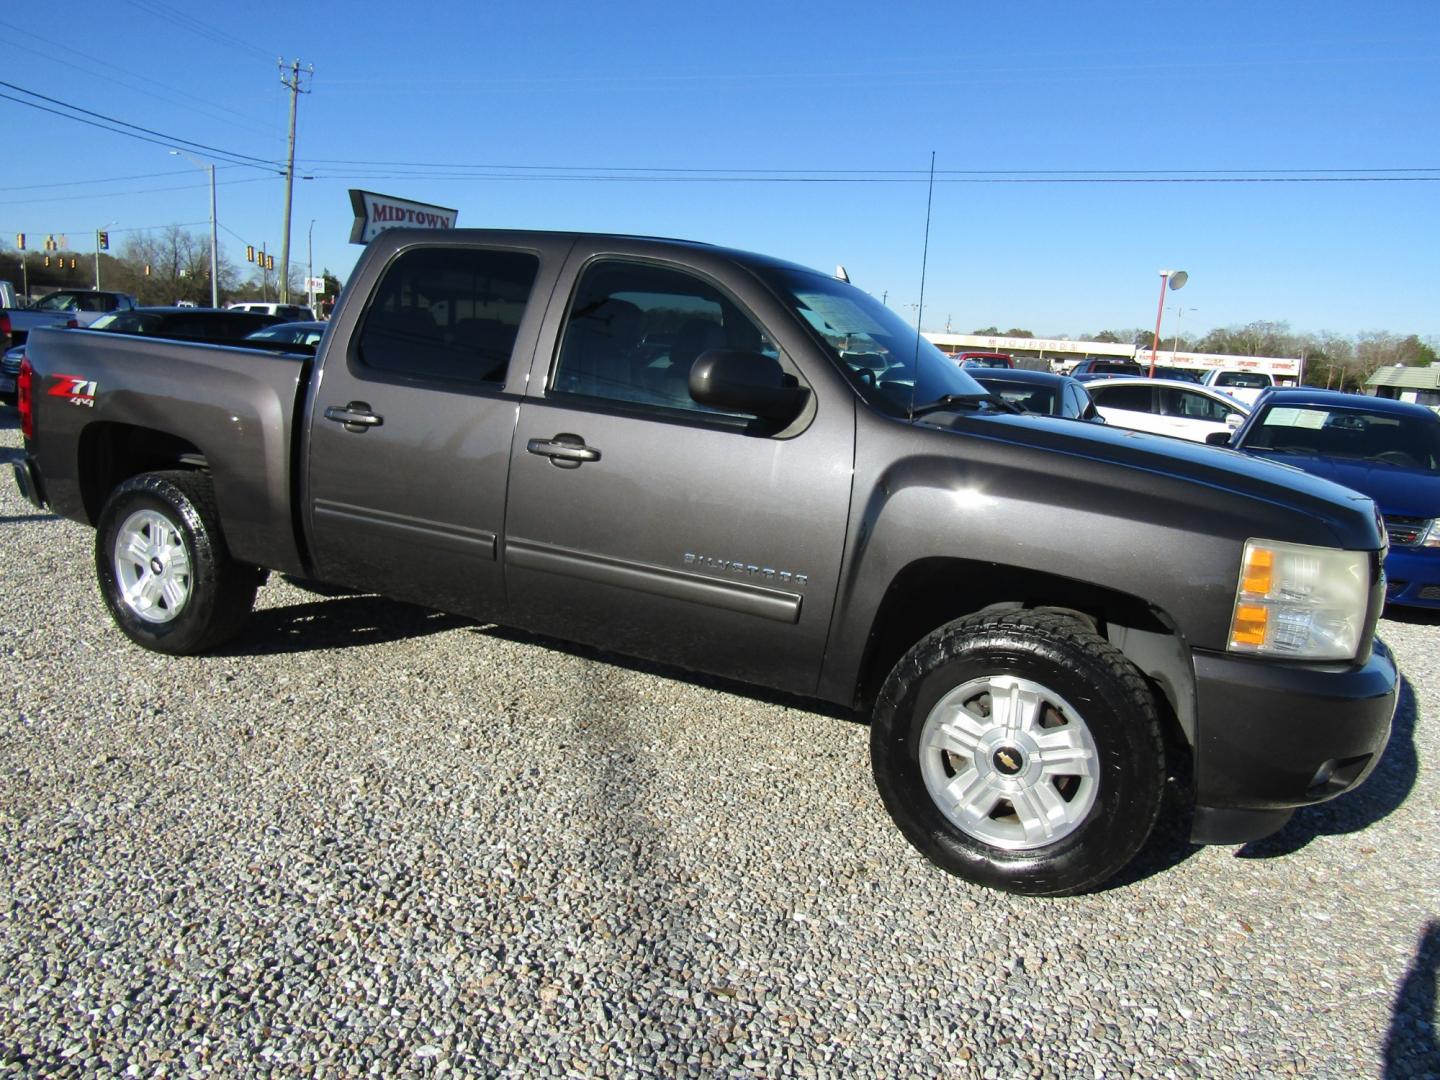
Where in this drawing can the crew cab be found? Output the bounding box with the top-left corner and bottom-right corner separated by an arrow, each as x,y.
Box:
12,229 -> 1399,895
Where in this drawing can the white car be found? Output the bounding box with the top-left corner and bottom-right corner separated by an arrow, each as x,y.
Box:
1085,377 -> 1250,442
1202,368 -> 1275,406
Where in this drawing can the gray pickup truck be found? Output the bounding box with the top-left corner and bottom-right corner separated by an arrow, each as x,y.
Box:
12,229 -> 1399,895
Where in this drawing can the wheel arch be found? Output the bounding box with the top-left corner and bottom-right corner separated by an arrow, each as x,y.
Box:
77,421 -> 207,524
853,557 -> 1197,746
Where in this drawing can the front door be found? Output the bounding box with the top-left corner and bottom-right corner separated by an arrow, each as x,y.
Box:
504,254 -> 854,696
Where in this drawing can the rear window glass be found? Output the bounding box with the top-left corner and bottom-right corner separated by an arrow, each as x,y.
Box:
357,247 -> 538,386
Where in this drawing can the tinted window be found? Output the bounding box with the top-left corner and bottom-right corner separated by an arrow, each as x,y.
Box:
357,247 -> 538,386
1246,404 -> 1440,469
978,379 -> 1056,413
1216,371 -> 1270,389
551,260 -> 775,417
1090,384 -> 1154,412
1161,388 -> 1235,422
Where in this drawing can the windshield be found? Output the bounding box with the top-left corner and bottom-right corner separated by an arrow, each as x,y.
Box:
755,265 -> 984,416
90,312 -> 165,334
33,292 -> 78,312
1245,403 -> 1440,470
975,379 -> 1057,414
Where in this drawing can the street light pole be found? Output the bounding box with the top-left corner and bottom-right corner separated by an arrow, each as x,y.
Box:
1148,269 -> 1188,376
307,218 -> 315,313
170,150 -> 219,307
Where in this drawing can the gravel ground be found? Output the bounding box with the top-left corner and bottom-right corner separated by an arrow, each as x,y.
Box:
1,409 -> 1436,1079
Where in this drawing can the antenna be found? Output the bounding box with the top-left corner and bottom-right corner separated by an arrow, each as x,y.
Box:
910,151 -> 937,415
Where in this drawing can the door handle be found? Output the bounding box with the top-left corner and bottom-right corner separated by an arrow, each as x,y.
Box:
323,402 -> 383,433
527,433 -> 600,469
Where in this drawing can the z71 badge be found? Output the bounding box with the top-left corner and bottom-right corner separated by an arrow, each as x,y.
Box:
49,375 -> 98,407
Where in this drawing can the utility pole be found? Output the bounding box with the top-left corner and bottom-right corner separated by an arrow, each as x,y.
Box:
278,58 -> 313,304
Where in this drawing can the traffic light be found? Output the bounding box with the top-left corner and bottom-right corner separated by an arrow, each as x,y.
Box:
69,257 -> 77,269
15,233 -> 24,250
43,255 -> 51,268
266,254 -> 274,271
144,264 -> 151,277
98,230 -> 109,251
246,245 -> 255,263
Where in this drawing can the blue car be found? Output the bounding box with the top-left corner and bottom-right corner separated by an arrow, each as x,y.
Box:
1213,388 -> 1440,609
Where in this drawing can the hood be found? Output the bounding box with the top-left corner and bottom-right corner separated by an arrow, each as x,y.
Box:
1254,452 -> 1440,518
925,410 -> 1385,551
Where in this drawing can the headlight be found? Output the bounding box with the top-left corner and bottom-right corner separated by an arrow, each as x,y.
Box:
1228,539 -> 1370,660
1422,519 -> 1440,549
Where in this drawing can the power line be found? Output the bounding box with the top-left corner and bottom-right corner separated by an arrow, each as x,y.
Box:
0,17 -> 275,138
297,158 -> 1440,176
296,168 -> 1440,185
2,176 -> 274,205
0,80 -> 280,169
120,0 -> 276,64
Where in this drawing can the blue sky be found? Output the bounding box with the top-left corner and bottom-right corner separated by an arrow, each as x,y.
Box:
2,1 -> 1436,341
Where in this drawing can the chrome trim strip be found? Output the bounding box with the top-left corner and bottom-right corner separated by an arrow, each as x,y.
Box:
506,539 -> 802,624
313,499 -> 497,560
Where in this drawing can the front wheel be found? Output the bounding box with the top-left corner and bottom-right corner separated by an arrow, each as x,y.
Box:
871,610 -> 1165,895
95,471 -> 257,655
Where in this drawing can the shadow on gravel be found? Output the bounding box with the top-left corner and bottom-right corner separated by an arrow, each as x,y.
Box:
0,444 -> 25,465
1384,920 -> 1440,1080
1383,607 -> 1440,628
1236,674 -> 1419,860
219,593 -> 472,656
0,512 -> 59,525
0,409 -> 16,431
469,623 -> 860,724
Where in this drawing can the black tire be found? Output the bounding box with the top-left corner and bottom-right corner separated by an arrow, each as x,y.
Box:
95,471 -> 257,655
871,610 -> 1165,896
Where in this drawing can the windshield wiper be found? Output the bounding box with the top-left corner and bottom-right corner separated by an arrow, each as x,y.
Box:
909,392 -> 1022,419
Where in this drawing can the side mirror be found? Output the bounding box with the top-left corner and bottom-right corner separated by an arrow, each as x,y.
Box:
1225,411 -> 1243,430
1205,431 -> 1233,447
689,350 -> 809,424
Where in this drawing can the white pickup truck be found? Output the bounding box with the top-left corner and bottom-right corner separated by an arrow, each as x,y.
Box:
1202,367 -> 1275,406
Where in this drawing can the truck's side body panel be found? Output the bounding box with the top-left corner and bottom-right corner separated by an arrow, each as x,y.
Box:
24,326 -> 310,575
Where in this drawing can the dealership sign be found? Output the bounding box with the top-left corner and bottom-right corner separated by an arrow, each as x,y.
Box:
349,190 -> 459,244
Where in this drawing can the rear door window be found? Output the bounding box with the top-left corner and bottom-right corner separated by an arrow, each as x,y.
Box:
357,246 -> 539,387
1090,384 -> 1154,412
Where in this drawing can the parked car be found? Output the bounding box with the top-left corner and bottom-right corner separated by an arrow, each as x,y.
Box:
89,307 -> 286,343
1202,368 -> 1276,406
1069,358 -> 1143,380
1146,365 -> 1205,383
0,343 -> 22,405
228,302 -> 317,321
1210,388 -> 1440,609
244,320 -> 327,350
969,367 -> 1103,421
953,351 -> 1013,370
1086,377 -> 1249,442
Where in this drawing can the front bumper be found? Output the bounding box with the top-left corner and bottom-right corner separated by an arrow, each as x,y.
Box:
1383,546 -> 1440,609
1188,637 -> 1398,844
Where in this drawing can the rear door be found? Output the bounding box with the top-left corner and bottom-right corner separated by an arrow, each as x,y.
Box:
303,236 -> 566,619
503,244 -> 854,696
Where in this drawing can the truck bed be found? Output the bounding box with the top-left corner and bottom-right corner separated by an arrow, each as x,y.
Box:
23,326 -> 313,576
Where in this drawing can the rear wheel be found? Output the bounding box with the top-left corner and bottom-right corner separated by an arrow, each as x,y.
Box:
871,610 -> 1165,895
95,471 -> 257,655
